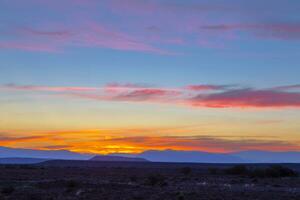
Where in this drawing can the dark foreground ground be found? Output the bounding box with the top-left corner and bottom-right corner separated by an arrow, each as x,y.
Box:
0,161 -> 300,200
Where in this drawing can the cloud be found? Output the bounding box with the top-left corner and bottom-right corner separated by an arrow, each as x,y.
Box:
190,88 -> 300,108
0,135 -> 48,146
271,84 -> 300,91
2,84 -> 99,92
43,135 -> 300,153
3,83 -> 300,109
21,28 -> 72,38
200,23 -> 300,40
185,84 -> 230,91
2,130 -> 299,154
105,135 -> 300,152
1,22 -> 171,54
0,42 -> 59,52
105,83 -> 152,89
109,88 -> 182,102
1,0 -> 299,55
78,22 -> 171,54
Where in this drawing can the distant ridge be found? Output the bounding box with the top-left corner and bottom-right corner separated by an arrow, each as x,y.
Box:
0,146 -> 93,160
0,157 -> 49,164
90,155 -> 149,162
1,146 -> 300,163
110,150 -> 300,163
138,150 -> 244,163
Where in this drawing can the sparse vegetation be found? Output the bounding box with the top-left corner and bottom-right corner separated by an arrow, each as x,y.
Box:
66,180 -> 79,189
225,165 -> 249,175
1,186 -> 15,195
208,167 -> 218,175
250,165 -> 298,178
225,165 -> 298,178
130,175 -> 138,182
145,174 -> 167,186
180,167 -> 192,176
0,163 -> 299,200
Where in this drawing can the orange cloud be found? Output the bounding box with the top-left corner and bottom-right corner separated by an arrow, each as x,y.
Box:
1,131 -> 299,154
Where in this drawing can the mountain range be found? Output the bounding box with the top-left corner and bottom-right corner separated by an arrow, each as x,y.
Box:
1,146 -> 300,164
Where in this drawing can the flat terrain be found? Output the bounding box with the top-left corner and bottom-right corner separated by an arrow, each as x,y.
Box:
0,161 -> 300,200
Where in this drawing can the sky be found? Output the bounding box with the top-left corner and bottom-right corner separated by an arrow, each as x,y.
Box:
0,0 -> 300,154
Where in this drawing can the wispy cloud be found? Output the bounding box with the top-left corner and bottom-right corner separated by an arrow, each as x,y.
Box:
0,42 -> 60,52
200,23 -> 300,40
2,83 -> 300,109
1,22 -> 171,54
2,84 -> 99,92
271,84 -> 300,91
185,84 -> 231,91
190,88 -> 300,108
0,135 -> 49,146
1,0 -> 299,54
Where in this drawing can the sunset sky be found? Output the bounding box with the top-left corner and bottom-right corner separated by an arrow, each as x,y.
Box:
0,0 -> 300,154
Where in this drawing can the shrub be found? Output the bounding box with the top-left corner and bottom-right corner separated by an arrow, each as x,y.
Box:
208,167 -> 218,175
176,192 -> 185,200
180,167 -> 192,176
130,175 -> 138,182
145,174 -> 167,187
225,165 -> 249,175
66,180 -> 79,189
250,165 -> 298,178
1,186 -> 15,195
22,192 -> 43,200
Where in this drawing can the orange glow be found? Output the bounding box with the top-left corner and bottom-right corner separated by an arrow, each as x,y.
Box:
1,129 -> 299,154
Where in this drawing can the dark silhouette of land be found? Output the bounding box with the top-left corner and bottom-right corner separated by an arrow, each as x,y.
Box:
2,146 -> 300,163
0,160 -> 299,200
90,155 -> 149,162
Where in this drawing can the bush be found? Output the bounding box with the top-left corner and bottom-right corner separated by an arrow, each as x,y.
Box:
1,186 -> 15,195
225,165 -> 298,178
225,165 -> 249,175
180,167 -> 192,176
145,174 -> 167,187
66,180 -> 79,189
250,165 -> 298,178
208,167 -> 218,175
130,175 -> 138,182
176,192 -> 185,200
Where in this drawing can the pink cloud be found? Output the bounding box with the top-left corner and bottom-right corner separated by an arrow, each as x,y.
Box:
77,22 -> 172,54
0,42 -> 59,52
272,84 -> 300,91
190,89 -> 300,108
200,23 -> 300,40
2,84 -> 99,92
112,88 -> 181,102
1,0 -> 299,56
185,84 -> 229,91
3,83 -> 300,109
21,28 -> 72,39
1,22 -> 172,54
105,83 -> 151,89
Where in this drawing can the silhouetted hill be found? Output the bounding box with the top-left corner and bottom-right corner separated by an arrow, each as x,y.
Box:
1,146 -> 300,163
0,146 -> 93,160
0,157 -> 49,164
231,150 -> 300,163
111,150 -> 300,163
90,155 -> 149,162
138,150 -> 244,163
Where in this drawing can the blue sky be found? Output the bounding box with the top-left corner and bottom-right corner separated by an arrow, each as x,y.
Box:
0,0 -> 300,154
